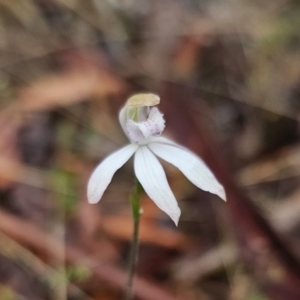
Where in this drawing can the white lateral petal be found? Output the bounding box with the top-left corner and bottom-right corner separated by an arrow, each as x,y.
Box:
88,144 -> 138,204
119,106 -> 141,139
148,142 -> 226,201
149,136 -> 178,146
134,146 -> 181,225
126,120 -> 145,143
119,106 -> 128,137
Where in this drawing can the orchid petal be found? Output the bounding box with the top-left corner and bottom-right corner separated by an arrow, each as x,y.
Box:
134,146 -> 181,225
88,144 -> 138,204
118,106 -> 128,137
149,136 -> 178,146
126,120 -> 145,143
148,141 -> 226,201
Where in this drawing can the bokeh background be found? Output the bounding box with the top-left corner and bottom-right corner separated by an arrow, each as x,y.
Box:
1,0 -> 300,299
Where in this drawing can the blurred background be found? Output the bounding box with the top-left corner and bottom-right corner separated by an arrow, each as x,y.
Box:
0,0 -> 300,299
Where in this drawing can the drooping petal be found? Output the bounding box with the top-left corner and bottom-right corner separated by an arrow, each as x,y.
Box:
148,140 -> 226,201
134,146 -> 181,225
88,144 -> 138,204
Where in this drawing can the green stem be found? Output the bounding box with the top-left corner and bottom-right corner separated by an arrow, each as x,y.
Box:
125,180 -> 143,300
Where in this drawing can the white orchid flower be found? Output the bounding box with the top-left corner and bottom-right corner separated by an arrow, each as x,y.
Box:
87,94 -> 226,225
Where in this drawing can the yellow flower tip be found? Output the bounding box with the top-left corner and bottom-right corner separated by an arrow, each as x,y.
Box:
126,93 -> 160,108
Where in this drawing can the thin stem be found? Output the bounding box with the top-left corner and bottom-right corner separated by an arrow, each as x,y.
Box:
125,180 -> 143,300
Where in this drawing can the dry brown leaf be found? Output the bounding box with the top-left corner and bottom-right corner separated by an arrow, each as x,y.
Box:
17,50 -> 127,111
238,145 -> 300,186
101,214 -> 190,251
172,37 -> 201,78
271,189 -> 300,233
76,197 -> 120,262
0,109 -> 22,188
0,209 -> 182,300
